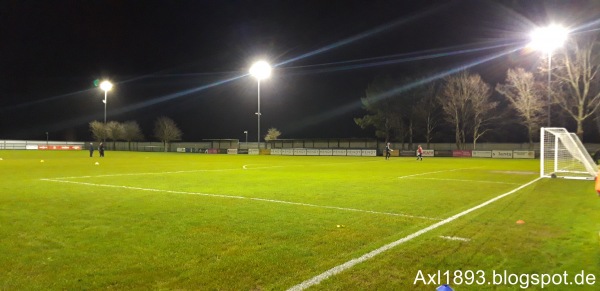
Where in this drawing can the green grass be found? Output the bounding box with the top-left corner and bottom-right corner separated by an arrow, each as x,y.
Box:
0,150 -> 598,290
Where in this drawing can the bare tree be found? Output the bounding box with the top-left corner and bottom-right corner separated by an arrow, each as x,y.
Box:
89,120 -> 107,142
470,76 -> 497,149
439,71 -> 496,149
122,121 -> 144,151
438,72 -> 472,149
154,116 -> 182,152
551,35 -> 600,140
496,68 -> 546,148
412,83 -> 440,148
396,78 -> 426,150
105,121 -> 125,150
264,127 -> 281,141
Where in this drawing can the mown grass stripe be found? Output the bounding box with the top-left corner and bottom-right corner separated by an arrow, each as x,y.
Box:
40,178 -> 440,220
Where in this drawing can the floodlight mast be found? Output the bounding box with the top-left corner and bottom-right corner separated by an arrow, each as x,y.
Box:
529,24 -> 568,126
249,61 -> 271,149
100,81 -> 113,124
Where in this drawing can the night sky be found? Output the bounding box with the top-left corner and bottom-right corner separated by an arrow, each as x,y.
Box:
1,0 -> 596,142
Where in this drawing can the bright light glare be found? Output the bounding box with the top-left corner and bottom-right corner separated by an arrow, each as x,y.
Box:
529,24 -> 568,53
249,61 -> 271,80
100,81 -> 113,92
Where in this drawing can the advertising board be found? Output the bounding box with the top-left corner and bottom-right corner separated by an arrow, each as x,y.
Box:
472,150 -> 492,158
492,150 -> 513,159
452,150 -> 472,157
293,148 -> 307,156
361,149 -> 377,156
319,149 -> 333,156
513,150 -> 534,159
37,145 -> 82,150
306,149 -> 320,155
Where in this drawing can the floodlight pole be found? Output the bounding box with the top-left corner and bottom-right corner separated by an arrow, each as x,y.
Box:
244,130 -> 248,147
99,80 -> 113,125
256,80 -> 261,149
529,24 -> 568,127
249,61 -> 271,150
103,90 -> 108,124
99,81 -> 113,143
547,53 -> 552,127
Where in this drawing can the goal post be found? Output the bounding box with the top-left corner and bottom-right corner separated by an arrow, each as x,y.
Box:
540,127 -> 598,180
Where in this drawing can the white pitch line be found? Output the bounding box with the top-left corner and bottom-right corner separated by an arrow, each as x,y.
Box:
397,167 -> 479,179
249,197 -> 441,221
243,160 -> 379,171
313,160 -> 381,167
51,160 -> 379,179
406,177 -> 522,185
50,168 -> 240,180
242,164 -> 286,170
440,236 -> 471,242
40,178 -> 246,199
39,179 -> 439,221
286,177 -> 541,291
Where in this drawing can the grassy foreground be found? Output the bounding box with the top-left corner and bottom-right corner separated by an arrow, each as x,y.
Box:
0,150 -> 598,290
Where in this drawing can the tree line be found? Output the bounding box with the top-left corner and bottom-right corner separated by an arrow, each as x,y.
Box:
89,116 -> 182,151
89,116 -> 284,151
355,33 -> 600,149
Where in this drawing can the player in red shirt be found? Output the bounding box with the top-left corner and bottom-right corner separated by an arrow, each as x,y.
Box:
417,144 -> 423,161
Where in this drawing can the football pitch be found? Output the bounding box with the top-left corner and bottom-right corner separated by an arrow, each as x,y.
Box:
0,150 -> 598,290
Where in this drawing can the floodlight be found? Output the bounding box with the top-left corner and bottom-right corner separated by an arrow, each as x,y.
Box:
249,61 -> 271,80
529,24 -> 568,126
100,80 -> 113,92
529,24 -> 568,54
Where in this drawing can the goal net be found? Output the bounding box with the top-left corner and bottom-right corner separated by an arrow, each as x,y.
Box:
540,127 -> 598,180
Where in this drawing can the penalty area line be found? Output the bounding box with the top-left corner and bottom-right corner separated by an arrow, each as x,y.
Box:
406,177 -> 522,185
242,164 -> 286,170
398,167 -> 481,179
242,160 -> 379,170
48,168 -> 241,180
286,177 -> 542,291
40,178 -> 245,200
39,179 -> 439,221
250,197 -> 441,221
439,236 -> 471,242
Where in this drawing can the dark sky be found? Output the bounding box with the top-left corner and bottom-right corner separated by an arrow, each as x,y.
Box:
1,0 -> 596,142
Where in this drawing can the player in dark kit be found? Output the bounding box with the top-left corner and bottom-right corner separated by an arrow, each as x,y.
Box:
99,142 -> 105,157
385,142 -> 392,160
